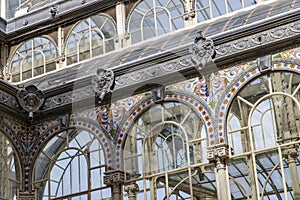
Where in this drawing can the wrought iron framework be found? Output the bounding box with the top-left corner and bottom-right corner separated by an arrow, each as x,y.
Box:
1,0 -> 300,200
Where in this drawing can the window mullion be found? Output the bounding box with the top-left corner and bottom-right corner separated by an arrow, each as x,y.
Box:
31,40 -> 34,79
89,18 -> 93,59
153,0 -> 158,37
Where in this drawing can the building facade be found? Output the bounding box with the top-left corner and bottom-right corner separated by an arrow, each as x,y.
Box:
0,0 -> 300,199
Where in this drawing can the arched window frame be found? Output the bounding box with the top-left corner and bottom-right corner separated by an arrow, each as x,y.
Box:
9,36 -> 58,82
33,128 -> 111,200
193,0 -> 256,23
127,0 -> 186,44
122,93 -> 216,200
226,69 -> 300,199
65,13 -> 117,65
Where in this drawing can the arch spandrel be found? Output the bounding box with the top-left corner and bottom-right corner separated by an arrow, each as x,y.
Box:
114,90 -> 214,171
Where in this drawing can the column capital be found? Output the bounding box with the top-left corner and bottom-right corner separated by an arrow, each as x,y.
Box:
124,183 -> 139,196
17,190 -> 36,200
104,170 -> 125,186
207,143 -> 230,162
282,145 -> 299,159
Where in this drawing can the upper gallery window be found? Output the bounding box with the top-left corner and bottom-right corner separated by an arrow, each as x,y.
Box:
65,14 -> 117,65
10,37 -> 57,82
195,0 -> 256,22
128,0 -> 185,44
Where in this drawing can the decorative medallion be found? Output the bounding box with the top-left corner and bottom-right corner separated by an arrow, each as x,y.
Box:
17,85 -> 44,122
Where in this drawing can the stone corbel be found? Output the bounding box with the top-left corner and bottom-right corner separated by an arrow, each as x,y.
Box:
189,31 -> 216,70
92,68 -> 115,104
17,85 -> 45,122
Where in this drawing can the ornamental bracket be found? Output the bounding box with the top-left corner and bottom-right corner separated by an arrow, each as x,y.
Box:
189,31 -> 216,70
17,85 -> 45,122
92,68 -> 115,104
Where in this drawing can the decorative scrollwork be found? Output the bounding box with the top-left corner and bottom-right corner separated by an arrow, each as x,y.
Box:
189,31 -> 216,70
17,85 -> 44,122
92,68 -> 115,104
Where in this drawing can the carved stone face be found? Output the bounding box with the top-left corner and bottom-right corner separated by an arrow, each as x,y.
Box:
24,93 -> 38,107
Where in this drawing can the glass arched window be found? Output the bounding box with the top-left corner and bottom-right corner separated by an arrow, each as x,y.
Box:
128,0 -> 185,44
66,14 -> 116,65
227,71 -> 300,199
194,0 -> 256,23
10,37 -> 57,82
124,101 -> 216,199
0,132 -> 21,200
33,129 -> 111,200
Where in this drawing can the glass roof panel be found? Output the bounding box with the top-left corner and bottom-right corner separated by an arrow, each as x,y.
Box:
224,12 -> 248,31
204,20 -> 228,36
293,0 -> 300,9
246,5 -> 272,25
268,0 -> 293,17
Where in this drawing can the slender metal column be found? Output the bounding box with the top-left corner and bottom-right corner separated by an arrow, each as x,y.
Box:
215,157 -> 229,200
283,148 -> 300,199
207,144 -> 230,200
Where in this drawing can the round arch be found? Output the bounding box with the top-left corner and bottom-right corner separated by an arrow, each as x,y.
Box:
215,58 -> 300,145
125,0 -> 186,44
64,13 -> 117,65
9,36 -> 58,82
32,118 -> 114,200
114,90 -> 214,171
